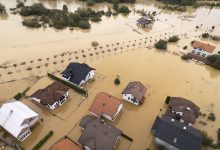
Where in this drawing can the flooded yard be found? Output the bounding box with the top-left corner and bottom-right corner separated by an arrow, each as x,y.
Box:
0,0 -> 220,150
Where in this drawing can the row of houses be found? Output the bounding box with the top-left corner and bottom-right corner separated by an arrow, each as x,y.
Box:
0,60 -> 205,150
76,81 -> 148,150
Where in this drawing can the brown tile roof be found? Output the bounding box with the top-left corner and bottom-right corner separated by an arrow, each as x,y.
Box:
79,115 -> 122,150
88,92 -> 123,120
165,97 -> 200,124
30,82 -> 69,106
50,138 -> 81,150
121,81 -> 147,101
191,41 -> 215,53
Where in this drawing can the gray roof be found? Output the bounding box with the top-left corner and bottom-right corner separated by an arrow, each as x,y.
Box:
61,62 -> 95,85
137,17 -> 153,25
79,115 -> 122,150
165,97 -> 200,124
121,81 -> 147,101
151,115 -> 203,150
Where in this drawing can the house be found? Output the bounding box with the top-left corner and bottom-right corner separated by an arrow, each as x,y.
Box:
151,115 -> 203,150
191,40 -> 215,57
88,92 -> 123,121
0,100 -> 39,141
165,97 -> 200,125
30,82 -> 69,110
137,17 -> 154,28
61,62 -> 95,86
78,115 -> 122,150
50,138 -> 81,150
121,81 -> 147,105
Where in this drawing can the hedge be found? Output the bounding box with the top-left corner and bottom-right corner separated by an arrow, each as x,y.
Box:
13,93 -> 23,100
48,73 -> 88,97
32,130 -> 54,150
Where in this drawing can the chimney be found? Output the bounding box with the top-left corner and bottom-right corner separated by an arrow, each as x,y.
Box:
171,119 -> 175,122
183,126 -> 186,130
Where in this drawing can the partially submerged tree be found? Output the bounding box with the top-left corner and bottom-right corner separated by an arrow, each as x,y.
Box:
155,39 -> 167,50
168,35 -> 179,42
0,3 -> 6,14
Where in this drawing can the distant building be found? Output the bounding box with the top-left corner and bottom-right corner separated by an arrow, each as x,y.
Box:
0,101 -> 39,141
151,115 -> 203,150
165,97 -> 200,125
79,115 -> 122,150
89,92 -> 123,121
30,82 -> 69,110
50,138 -> 81,150
191,41 -> 215,57
137,17 -> 154,28
61,62 -> 95,86
121,81 -> 147,105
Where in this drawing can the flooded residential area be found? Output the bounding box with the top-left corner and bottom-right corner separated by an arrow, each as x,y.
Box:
0,0 -> 220,150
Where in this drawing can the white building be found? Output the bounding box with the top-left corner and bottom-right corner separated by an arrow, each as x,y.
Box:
61,62 -> 95,86
0,100 -> 39,141
30,82 -> 69,110
122,81 -> 147,105
191,41 -> 215,57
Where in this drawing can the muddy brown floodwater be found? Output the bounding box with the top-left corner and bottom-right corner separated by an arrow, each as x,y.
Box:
0,0 -> 220,150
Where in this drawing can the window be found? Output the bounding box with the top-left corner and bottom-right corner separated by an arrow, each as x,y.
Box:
202,53 -> 206,57
192,50 -> 195,53
198,52 -> 201,55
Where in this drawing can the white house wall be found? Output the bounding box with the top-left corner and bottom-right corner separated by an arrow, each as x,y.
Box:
192,48 -> 211,57
122,94 -> 139,105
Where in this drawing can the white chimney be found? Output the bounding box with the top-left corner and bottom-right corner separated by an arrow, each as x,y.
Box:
183,126 -> 186,130
171,119 -> 175,122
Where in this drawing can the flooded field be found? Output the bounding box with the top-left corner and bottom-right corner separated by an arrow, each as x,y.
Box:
0,0 -> 220,150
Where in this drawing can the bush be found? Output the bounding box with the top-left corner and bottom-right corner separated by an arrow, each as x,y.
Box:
22,18 -> 42,28
117,6 -> 130,14
32,130 -> 54,150
13,93 -> 23,100
91,41 -> 99,47
165,96 -> 171,104
207,54 -> 220,69
86,0 -> 95,6
0,3 -> 6,14
211,35 -> 220,41
202,131 -> 214,146
208,113 -> 216,121
16,2 -> 24,8
90,16 -> 102,22
181,55 -> 190,60
114,78 -> 120,85
218,128 -> 220,143
202,33 -> 209,38
168,35 -> 179,42
113,2 -> 119,11
78,20 -> 91,29
155,39 -> 167,50
39,15 -> 49,23
183,45 -> 188,50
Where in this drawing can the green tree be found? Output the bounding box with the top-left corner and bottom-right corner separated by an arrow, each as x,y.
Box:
0,3 -> 6,14
117,6 -> 130,14
63,5 -> 68,13
155,39 -> 167,50
78,20 -> 91,29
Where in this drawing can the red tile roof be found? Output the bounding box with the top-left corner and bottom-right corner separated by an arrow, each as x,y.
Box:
89,92 -> 123,119
191,41 -> 215,53
50,138 -> 81,150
